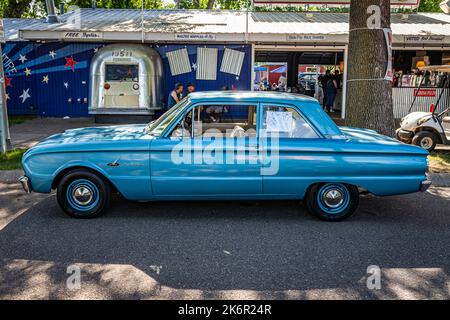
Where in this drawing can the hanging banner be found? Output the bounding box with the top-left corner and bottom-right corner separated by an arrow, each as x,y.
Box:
384,28 -> 393,81
252,1 -> 420,7
0,19 -> 4,43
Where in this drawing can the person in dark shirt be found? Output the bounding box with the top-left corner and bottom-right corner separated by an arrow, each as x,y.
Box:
320,70 -> 331,107
168,83 -> 183,108
325,75 -> 338,113
185,82 -> 195,96
334,70 -> 342,89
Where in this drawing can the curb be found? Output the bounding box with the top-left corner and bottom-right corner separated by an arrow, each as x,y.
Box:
429,173 -> 450,188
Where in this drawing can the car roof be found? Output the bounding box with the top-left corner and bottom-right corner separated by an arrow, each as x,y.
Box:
187,91 -> 318,104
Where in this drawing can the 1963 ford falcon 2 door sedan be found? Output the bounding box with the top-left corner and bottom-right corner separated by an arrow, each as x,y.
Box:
20,92 -> 430,221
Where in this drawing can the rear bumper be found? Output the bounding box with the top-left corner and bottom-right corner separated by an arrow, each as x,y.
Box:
19,176 -> 32,193
420,179 -> 432,192
396,128 -> 414,144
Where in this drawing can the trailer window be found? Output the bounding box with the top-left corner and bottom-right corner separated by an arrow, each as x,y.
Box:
105,64 -> 139,82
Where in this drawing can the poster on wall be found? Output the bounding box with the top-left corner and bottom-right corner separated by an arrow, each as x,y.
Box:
196,47 -> 218,80
252,0 -> 420,7
220,48 -> 245,76
166,48 -> 192,76
0,19 -> 4,42
383,28 -> 393,82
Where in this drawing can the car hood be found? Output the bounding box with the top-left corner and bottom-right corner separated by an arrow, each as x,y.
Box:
400,112 -> 432,131
37,124 -> 149,146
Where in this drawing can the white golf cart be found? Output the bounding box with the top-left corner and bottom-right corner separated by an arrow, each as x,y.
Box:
396,65 -> 450,151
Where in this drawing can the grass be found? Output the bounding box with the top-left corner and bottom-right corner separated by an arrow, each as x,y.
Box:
429,151 -> 450,173
0,148 -> 28,170
8,115 -> 35,126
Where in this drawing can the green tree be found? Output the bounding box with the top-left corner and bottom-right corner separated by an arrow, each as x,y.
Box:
418,0 -> 442,12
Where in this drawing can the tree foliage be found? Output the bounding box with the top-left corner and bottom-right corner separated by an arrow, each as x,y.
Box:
1,0 -> 445,19
418,0 -> 443,12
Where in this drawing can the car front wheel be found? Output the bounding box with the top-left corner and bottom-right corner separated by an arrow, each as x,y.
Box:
56,169 -> 111,218
306,183 -> 359,221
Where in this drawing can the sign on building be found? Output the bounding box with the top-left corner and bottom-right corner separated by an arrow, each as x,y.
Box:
252,0 -> 420,7
0,18 -> 12,153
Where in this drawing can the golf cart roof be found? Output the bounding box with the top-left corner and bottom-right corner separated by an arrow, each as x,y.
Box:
418,65 -> 450,73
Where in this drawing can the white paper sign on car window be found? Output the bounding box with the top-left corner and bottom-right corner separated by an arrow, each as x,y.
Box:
265,111 -> 293,133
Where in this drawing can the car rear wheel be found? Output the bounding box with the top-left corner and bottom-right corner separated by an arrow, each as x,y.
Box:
306,183 -> 359,221
56,169 -> 111,218
412,131 -> 437,151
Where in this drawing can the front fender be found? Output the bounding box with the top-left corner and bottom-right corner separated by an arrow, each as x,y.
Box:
52,160 -> 115,189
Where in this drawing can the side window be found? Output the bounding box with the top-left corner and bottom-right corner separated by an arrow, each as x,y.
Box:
171,104 -> 257,139
262,105 -> 320,139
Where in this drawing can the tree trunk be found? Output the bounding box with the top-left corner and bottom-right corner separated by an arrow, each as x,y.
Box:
345,0 -> 395,137
207,0 -> 215,9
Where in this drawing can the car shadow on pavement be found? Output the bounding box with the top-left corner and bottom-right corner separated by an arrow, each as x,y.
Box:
0,188 -> 449,299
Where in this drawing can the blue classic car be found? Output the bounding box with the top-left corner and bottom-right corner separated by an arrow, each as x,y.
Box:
20,92 -> 431,221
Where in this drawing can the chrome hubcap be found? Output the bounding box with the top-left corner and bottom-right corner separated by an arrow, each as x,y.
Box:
420,137 -> 433,149
72,186 -> 93,205
322,189 -> 344,208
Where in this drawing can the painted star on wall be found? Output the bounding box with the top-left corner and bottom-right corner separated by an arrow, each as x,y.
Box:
24,68 -> 32,76
19,88 -> 31,103
192,63 -> 198,71
42,75 -> 49,84
63,82 -> 69,89
19,54 -> 27,64
65,56 -> 78,72
5,93 -> 10,100
49,50 -> 57,59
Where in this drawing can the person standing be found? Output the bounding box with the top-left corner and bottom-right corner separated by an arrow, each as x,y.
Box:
320,70 -> 331,108
278,72 -> 287,91
325,75 -> 338,113
168,83 -> 183,108
185,82 -> 195,95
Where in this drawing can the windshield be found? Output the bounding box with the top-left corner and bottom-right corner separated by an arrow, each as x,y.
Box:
146,98 -> 190,136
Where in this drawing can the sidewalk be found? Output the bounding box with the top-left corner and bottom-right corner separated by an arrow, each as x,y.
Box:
10,117 -> 105,149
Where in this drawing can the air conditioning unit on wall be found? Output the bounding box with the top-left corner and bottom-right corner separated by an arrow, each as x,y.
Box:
440,0 -> 450,14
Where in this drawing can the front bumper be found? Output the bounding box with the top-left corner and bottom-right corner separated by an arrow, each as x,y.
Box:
396,128 -> 414,143
420,179 -> 432,192
19,176 -> 32,193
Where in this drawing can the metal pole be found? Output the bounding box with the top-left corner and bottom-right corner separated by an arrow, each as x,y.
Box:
0,45 -> 12,153
141,0 -> 145,43
434,75 -> 449,115
245,0 -> 249,44
407,74 -> 426,114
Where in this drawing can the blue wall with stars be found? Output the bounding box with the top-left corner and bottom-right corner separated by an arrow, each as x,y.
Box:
2,42 -> 252,117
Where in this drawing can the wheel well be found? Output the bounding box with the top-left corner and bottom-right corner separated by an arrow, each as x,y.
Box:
304,182 -> 364,197
414,127 -> 443,144
51,166 -> 118,193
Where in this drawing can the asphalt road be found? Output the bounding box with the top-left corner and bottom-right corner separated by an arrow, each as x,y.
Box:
0,182 -> 449,300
